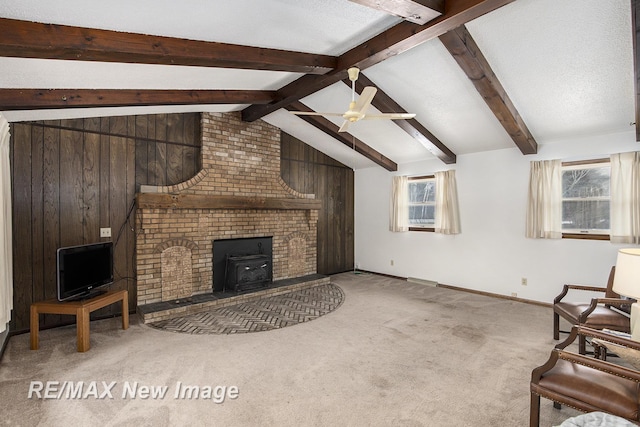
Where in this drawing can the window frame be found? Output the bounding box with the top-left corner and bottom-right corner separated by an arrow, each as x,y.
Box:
407,175 -> 436,232
561,158 -> 611,241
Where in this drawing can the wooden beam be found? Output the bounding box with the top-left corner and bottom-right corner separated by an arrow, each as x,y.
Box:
348,0 -> 444,25
439,25 -> 537,154
347,74 -> 457,164
633,0 -> 640,141
136,193 -> 322,210
0,89 -> 276,110
286,101 -> 398,171
242,0 -> 515,122
0,18 -> 336,74
338,0 -> 515,71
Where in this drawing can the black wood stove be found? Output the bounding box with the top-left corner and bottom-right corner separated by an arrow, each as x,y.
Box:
224,253 -> 271,293
213,236 -> 273,293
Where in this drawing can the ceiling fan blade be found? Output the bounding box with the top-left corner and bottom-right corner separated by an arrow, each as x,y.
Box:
362,113 -> 416,120
289,111 -> 344,117
353,86 -> 377,114
338,120 -> 351,133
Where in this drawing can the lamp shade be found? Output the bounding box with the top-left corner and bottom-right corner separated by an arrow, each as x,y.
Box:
612,248 -> 640,300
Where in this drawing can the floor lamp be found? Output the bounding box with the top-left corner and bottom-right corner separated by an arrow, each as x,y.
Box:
612,248 -> 640,341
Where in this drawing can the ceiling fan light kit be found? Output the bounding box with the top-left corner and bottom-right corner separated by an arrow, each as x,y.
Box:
290,67 -> 415,132
347,67 -> 360,82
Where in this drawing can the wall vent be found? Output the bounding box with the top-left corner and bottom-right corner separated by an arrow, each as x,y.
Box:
407,277 -> 438,287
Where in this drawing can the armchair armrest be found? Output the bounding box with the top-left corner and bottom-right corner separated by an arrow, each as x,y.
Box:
533,325 -> 640,384
554,284 -> 608,304
594,298 -> 635,313
571,326 -> 640,351
555,325 -> 639,353
577,298 -> 632,322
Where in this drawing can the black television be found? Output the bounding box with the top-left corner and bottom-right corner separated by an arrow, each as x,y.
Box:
57,242 -> 114,301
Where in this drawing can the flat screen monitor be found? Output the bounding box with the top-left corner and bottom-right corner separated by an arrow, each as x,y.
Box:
56,242 -> 114,301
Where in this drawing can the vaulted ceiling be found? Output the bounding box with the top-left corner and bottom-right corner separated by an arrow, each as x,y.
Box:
0,0 -> 636,170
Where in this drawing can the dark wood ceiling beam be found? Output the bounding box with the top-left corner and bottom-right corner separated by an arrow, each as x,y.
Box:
242,0 -> 515,122
346,74 -> 456,164
439,25 -> 537,154
0,18 -> 336,74
0,89 -> 276,110
633,0 -> 640,141
286,101 -> 397,171
337,0 -> 515,71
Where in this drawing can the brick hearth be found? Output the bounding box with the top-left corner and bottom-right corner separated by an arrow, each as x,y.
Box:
138,274 -> 330,324
135,112 -> 322,320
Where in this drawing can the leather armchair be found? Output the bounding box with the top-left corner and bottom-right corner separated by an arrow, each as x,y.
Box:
530,325 -> 640,427
553,266 -> 631,354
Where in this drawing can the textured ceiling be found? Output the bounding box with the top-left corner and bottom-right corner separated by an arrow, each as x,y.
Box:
0,0 -> 635,169
466,0 -> 635,143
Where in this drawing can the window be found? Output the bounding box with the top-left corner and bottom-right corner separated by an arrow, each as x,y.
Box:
528,154 -> 639,242
391,171 -> 460,234
408,176 -> 435,230
561,160 -> 610,237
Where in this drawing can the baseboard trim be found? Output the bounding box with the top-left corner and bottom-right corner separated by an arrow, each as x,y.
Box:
353,270 -> 552,308
436,284 -> 552,308
353,269 -> 405,280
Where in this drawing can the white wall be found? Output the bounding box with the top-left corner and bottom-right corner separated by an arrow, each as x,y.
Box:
355,129 -> 639,304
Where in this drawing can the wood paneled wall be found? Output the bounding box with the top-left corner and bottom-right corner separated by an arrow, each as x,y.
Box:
10,114 -> 200,332
9,115 -> 352,332
280,133 -> 354,275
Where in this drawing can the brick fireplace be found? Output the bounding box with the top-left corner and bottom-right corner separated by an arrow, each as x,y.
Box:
135,112 -> 320,308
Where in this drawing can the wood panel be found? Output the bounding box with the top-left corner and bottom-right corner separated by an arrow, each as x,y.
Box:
9,113 -> 201,332
154,115 -> 168,185
107,117 -> 129,321
30,125 -> 44,304
166,114 -> 183,185
280,133 -> 355,275
11,124 -> 33,329
42,124 -> 61,326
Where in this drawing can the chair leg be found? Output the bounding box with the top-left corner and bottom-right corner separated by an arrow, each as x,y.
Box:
579,335 -> 586,355
530,393 -> 541,427
553,312 -> 560,340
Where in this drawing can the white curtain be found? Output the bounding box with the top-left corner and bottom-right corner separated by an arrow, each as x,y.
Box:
526,159 -> 562,239
389,175 -> 408,232
0,113 -> 12,332
434,170 -> 461,234
610,151 -> 640,244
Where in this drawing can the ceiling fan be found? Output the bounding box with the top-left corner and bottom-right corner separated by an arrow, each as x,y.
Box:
289,67 -> 416,133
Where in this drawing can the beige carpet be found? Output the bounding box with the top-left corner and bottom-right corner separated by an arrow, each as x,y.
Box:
0,272 -> 580,426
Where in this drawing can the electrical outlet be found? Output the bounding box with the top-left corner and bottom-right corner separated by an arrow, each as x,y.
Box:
100,227 -> 111,238
511,292 -> 517,297
390,259 -> 394,266
521,277 -> 527,286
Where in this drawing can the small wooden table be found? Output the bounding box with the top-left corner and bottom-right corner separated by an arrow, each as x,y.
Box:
30,289 -> 129,352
